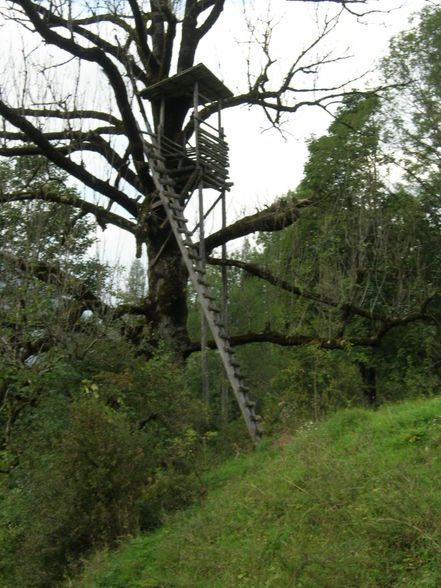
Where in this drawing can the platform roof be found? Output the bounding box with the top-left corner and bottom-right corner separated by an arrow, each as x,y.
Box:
140,63 -> 233,104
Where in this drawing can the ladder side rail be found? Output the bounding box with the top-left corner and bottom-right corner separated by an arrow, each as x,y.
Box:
159,189 -> 261,442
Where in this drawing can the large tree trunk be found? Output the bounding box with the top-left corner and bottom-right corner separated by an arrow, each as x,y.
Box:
146,212 -> 190,356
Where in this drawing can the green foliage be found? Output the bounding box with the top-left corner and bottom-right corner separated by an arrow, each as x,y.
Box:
376,325 -> 441,403
1,394 -> 148,588
382,5 -> 441,201
0,156 -> 99,273
0,155 -> 111,451
91,350 -> 210,530
0,346 -> 212,587
265,346 -> 364,431
5,8 -> 441,587
71,397 -> 441,588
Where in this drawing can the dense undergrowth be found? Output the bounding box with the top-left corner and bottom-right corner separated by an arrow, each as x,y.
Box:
70,396 -> 441,587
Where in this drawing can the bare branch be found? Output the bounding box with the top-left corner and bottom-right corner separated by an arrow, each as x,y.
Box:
0,98 -> 140,216
28,2 -> 151,86
196,0 -> 225,40
9,0 -> 149,178
0,188 -> 137,233
2,125 -> 120,142
285,0 -> 388,18
8,108 -> 122,127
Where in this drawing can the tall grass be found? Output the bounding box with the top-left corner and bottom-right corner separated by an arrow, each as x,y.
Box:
71,397 -> 441,587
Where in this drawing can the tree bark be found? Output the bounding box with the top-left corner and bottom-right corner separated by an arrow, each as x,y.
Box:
145,210 -> 190,355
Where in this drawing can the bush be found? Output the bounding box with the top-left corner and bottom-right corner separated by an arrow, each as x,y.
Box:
2,396 -> 148,587
0,348 -> 212,586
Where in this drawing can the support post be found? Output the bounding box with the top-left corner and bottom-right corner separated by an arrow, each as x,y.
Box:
194,81 -> 209,406
218,100 -> 229,425
220,186 -> 229,424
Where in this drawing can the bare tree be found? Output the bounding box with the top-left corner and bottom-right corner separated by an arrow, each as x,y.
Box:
0,0 -> 394,358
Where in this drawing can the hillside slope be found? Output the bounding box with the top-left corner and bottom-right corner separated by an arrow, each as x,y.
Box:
72,398 -> 441,587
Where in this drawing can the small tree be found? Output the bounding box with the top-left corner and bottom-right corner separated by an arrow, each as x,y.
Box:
124,258 -> 147,305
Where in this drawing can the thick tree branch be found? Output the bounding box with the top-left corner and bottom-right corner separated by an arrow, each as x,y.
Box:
186,306 -> 435,354
0,136 -> 142,194
2,125 -> 120,143
161,10 -> 177,79
0,249 -> 153,325
177,0 -> 198,71
128,0 -> 160,78
196,0 -> 225,40
8,108 -> 122,127
184,85 -> 359,137
69,13 -> 134,32
0,249 -> 112,314
204,196 -> 312,253
30,3 -> 150,86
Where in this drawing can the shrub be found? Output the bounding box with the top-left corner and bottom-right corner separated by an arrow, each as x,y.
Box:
3,396 -> 148,587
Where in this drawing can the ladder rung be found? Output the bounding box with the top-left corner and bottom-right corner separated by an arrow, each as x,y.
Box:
179,228 -> 192,236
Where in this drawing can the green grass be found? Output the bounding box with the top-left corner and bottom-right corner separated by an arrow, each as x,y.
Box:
70,397 -> 441,587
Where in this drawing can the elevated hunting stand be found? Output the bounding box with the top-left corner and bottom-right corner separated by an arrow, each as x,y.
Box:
139,64 -> 262,444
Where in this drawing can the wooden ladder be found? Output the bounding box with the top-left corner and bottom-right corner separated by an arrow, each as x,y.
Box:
141,134 -> 262,444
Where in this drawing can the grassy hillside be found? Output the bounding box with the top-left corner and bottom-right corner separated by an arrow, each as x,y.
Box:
70,398 -> 441,587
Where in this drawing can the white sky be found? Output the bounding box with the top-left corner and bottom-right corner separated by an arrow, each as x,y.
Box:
0,0 -> 433,271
